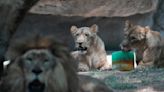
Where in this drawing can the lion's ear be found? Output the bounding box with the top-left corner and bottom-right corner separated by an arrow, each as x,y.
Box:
145,26 -> 151,33
125,20 -> 134,30
90,24 -> 98,33
145,26 -> 151,31
70,25 -> 78,34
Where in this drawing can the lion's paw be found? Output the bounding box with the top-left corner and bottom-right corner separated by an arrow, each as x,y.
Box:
100,64 -> 112,71
78,63 -> 89,72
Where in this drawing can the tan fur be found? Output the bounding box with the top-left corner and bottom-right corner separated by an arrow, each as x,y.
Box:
1,33 -> 113,92
121,20 -> 164,67
70,24 -> 112,71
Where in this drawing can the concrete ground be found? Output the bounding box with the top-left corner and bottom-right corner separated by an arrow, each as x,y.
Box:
79,67 -> 164,92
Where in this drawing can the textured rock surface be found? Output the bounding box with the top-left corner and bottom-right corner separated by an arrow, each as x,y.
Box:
19,13 -> 154,50
153,0 -> 164,36
29,0 -> 158,17
19,0 -> 159,51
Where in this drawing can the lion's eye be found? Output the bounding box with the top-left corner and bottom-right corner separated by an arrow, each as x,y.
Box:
76,33 -> 80,36
124,34 -> 128,37
26,57 -> 33,61
85,33 -> 89,37
130,36 -> 138,42
44,59 -> 49,62
130,36 -> 136,40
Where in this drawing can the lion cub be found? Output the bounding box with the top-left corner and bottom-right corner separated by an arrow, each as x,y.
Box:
120,20 -> 164,67
70,24 -> 112,71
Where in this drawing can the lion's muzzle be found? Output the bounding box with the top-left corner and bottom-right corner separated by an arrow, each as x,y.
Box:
32,67 -> 43,75
76,42 -> 88,51
77,46 -> 87,51
28,79 -> 45,92
120,40 -> 132,51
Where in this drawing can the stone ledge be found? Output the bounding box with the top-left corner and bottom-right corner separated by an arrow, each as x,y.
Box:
29,0 -> 158,17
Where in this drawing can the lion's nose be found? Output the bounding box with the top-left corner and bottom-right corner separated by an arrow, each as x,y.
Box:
120,43 -> 127,50
121,43 -> 127,47
32,67 -> 43,75
78,42 -> 82,46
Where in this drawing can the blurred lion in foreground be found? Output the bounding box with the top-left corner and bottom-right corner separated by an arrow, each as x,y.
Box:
120,20 -> 164,67
71,24 -> 112,71
1,32 -> 113,92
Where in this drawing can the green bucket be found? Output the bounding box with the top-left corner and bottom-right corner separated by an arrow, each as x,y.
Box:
112,51 -> 137,71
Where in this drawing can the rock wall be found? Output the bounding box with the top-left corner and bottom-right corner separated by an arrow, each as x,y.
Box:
153,0 -> 164,36
30,0 -> 158,17
18,12 -> 154,50
17,0 -> 159,51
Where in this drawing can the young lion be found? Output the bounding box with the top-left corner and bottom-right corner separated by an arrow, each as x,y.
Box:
1,33 -> 113,92
120,20 -> 164,67
70,24 -> 112,71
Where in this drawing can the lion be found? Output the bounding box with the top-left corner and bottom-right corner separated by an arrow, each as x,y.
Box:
1,33 -> 113,92
120,20 -> 164,67
70,24 -> 112,71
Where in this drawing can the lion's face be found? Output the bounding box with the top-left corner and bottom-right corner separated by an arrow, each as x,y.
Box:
70,24 -> 98,52
120,21 -> 147,51
3,31 -> 78,92
19,49 -> 68,92
21,49 -> 56,76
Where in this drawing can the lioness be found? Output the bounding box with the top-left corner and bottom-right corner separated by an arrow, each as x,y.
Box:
1,34 -> 113,92
70,24 -> 111,71
120,20 -> 164,67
